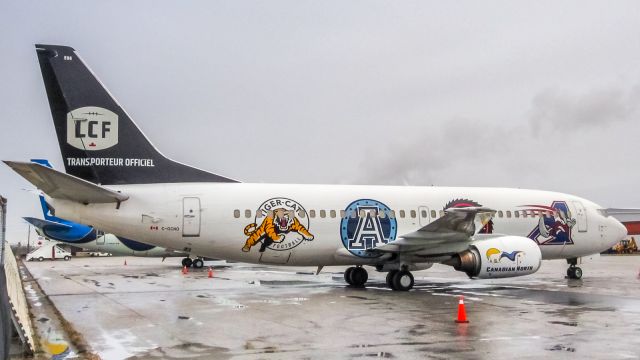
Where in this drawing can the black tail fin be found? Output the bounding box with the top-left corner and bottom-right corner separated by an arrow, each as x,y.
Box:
35,44 -> 237,185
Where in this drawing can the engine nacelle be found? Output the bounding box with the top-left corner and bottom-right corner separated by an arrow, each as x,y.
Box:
446,236 -> 542,279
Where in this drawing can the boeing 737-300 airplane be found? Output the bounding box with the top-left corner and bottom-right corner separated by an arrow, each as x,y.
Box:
3,44 -> 628,291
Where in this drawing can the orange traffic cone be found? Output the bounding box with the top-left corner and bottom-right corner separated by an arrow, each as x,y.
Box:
182,265 -> 188,275
208,267 -> 213,278
455,295 -> 469,323
124,259 -> 127,266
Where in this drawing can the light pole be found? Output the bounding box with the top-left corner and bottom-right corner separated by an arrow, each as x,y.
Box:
26,223 -> 31,254
0,196 -> 6,266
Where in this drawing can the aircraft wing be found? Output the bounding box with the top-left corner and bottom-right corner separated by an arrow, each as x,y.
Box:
3,161 -> 129,204
604,208 -> 640,224
373,207 -> 496,253
23,217 -> 72,231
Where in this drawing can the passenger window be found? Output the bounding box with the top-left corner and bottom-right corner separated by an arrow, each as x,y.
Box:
379,210 -> 386,218
497,210 -> 503,218
421,210 -> 427,218
350,210 -> 357,219
245,209 -> 251,218
320,210 -> 326,218
399,210 -> 406,218
233,209 -> 240,218
389,210 -> 396,219
340,210 -> 346,218
310,210 -> 316,218
299,211 -> 306,218
506,210 -> 511,218
515,211 -> 520,218
359,210 -> 367,218
439,210 -> 445,217
431,210 -> 436,218
410,210 -> 416,218
330,210 -> 336,218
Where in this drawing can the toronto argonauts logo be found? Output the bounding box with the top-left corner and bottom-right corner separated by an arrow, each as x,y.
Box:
340,199 -> 397,258
526,201 -> 576,245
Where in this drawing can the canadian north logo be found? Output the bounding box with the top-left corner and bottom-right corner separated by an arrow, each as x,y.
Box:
485,248 -> 524,263
340,199 -> 397,258
242,198 -> 314,253
66,106 -> 118,151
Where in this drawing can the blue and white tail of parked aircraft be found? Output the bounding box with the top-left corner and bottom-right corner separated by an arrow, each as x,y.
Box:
23,159 -> 200,266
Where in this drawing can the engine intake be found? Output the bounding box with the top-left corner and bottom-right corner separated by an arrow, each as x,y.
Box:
445,235 -> 542,279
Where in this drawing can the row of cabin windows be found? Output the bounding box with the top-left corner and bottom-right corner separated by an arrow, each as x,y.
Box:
232,209 -> 570,219
233,209 -> 420,219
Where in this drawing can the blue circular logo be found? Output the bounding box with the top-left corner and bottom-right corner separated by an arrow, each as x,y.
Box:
340,199 -> 398,258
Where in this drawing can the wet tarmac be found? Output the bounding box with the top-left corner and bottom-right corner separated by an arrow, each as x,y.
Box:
23,255 -> 640,359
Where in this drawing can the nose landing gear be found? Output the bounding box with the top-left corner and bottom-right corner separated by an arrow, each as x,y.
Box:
566,258 -> 582,279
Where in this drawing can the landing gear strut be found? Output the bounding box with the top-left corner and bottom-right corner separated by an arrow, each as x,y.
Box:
566,258 -> 582,279
344,266 -> 368,287
386,269 -> 414,291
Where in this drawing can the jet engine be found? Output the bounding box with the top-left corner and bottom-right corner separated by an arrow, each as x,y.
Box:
445,236 -> 542,279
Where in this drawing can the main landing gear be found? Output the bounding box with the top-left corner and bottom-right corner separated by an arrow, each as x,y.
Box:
566,258 -> 582,280
182,257 -> 204,269
344,266 -> 368,287
343,266 -> 416,291
386,269 -> 414,291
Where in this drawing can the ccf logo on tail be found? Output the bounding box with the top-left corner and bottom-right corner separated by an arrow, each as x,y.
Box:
66,106 -> 118,151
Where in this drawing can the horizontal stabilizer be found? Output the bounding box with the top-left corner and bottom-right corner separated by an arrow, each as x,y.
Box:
3,161 -> 129,204
23,217 -> 71,231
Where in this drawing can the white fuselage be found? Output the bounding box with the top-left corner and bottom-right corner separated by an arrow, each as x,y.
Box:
47,183 -> 626,267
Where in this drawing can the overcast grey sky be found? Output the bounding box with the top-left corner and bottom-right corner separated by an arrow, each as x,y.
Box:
1,1 -> 639,242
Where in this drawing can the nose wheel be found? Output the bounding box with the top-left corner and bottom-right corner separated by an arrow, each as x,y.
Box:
567,266 -> 582,279
566,258 -> 582,279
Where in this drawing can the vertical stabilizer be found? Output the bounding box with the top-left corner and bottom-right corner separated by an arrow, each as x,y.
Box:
35,44 -> 237,185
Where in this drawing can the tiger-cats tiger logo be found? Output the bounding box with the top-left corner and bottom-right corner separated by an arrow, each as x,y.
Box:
242,198 -> 314,253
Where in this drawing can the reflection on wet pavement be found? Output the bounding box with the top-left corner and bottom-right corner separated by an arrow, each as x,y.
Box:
20,255 -> 640,359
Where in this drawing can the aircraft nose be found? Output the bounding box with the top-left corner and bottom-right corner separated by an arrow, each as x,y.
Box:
609,218 -> 628,246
